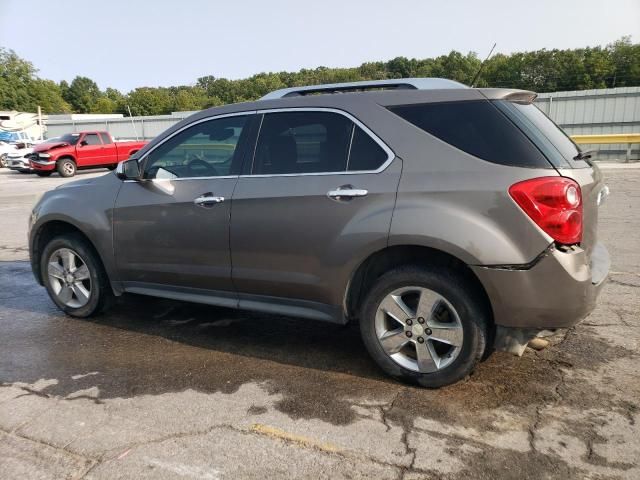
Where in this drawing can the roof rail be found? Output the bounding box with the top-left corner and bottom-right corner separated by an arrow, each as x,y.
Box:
261,78 -> 467,100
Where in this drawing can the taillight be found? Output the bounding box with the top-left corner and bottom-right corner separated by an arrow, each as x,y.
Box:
509,177 -> 582,245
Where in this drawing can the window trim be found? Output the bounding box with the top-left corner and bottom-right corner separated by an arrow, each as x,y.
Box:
242,107 -> 395,178
131,108 -> 394,182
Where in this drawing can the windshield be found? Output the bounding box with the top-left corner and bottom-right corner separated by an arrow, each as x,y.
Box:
57,133 -> 81,145
0,131 -> 19,143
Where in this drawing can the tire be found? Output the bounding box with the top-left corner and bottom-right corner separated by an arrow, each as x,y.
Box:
57,158 -> 76,177
0,154 -> 7,168
36,171 -> 52,177
40,233 -> 113,317
359,265 -> 488,388
106,165 -> 117,171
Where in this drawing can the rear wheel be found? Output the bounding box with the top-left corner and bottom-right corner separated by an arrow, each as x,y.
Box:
36,171 -> 52,177
0,154 -> 7,168
40,233 -> 113,317
57,158 -> 76,177
360,266 -> 488,388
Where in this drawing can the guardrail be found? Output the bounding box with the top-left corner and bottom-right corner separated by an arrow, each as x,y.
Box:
571,133 -> 640,163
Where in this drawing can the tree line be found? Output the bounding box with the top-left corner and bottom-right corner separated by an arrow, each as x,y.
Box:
1,37 -> 638,116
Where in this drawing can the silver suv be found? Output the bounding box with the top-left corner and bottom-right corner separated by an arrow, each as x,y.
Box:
29,78 -> 610,387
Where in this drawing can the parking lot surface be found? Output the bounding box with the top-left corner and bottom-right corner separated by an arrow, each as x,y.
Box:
0,166 -> 638,479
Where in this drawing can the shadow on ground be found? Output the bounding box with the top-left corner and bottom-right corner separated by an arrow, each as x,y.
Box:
0,260 -> 635,428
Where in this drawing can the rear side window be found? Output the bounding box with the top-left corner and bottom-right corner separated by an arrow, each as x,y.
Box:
253,111 -> 352,174
389,101 -> 552,168
494,101 -> 587,168
348,126 -> 388,171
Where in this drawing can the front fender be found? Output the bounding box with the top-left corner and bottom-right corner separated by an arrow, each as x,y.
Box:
29,173 -> 122,287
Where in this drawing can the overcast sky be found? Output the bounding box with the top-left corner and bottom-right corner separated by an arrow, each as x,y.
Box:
1,0 -> 638,92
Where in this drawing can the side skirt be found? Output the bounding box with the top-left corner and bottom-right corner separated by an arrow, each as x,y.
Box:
120,282 -> 346,324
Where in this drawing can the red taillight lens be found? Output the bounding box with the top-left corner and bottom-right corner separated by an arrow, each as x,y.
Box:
509,177 -> 583,245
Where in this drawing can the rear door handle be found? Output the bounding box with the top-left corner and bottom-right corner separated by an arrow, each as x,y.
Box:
194,193 -> 225,207
327,186 -> 368,201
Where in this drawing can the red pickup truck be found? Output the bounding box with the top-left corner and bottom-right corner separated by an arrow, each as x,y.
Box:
29,131 -> 147,177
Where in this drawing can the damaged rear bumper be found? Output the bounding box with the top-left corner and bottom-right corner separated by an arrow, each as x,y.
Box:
472,242 -> 610,353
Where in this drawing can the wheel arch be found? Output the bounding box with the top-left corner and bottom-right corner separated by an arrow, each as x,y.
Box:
31,219 -> 108,289
56,154 -> 77,164
345,244 -> 494,327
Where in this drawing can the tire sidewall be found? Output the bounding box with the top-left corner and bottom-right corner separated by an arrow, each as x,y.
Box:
360,267 -> 487,388
40,235 -> 103,317
58,158 -> 76,177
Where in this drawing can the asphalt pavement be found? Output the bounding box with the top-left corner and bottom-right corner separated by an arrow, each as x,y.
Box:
0,165 -> 638,479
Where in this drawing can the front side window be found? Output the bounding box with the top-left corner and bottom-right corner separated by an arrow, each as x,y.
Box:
252,111 -> 352,174
83,133 -> 101,145
143,115 -> 249,179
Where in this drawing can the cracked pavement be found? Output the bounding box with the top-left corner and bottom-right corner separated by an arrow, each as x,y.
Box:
0,166 -> 639,479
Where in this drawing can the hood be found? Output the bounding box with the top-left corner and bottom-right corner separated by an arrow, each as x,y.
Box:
34,141 -> 69,153
54,171 -> 117,190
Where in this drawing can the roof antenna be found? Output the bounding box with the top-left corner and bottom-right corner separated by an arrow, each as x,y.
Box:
470,43 -> 496,87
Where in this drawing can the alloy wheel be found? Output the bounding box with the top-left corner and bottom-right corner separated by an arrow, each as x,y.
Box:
375,286 -> 464,373
47,248 -> 91,308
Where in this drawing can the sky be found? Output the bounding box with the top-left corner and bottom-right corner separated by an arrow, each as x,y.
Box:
1,0 -> 638,93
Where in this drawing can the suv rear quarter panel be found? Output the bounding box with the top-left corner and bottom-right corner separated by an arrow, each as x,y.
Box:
361,103 -> 556,266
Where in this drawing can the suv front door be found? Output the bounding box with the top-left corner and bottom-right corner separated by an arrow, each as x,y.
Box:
113,113 -> 255,300
230,109 -> 401,319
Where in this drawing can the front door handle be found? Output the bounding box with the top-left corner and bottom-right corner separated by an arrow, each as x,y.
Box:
194,193 -> 225,207
327,185 -> 368,201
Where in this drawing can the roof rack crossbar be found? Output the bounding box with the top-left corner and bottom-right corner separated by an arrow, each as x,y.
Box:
261,78 -> 467,100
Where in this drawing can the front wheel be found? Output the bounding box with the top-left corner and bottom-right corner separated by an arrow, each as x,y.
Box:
0,154 -> 7,168
57,158 -> 76,177
360,266 -> 489,388
40,233 -> 113,317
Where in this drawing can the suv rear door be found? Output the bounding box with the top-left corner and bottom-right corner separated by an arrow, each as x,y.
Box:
230,108 -> 401,319
113,113 -> 256,299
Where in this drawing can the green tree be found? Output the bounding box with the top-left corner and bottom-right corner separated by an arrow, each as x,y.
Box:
126,87 -> 173,115
0,47 -> 70,113
62,76 -> 101,113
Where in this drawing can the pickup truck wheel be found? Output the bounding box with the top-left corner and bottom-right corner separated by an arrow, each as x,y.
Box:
57,158 -> 76,177
36,171 -> 52,177
359,266 -> 488,388
40,233 -> 113,317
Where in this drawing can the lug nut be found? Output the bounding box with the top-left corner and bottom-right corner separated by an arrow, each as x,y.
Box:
406,319 -> 413,326
417,337 -> 424,343
418,317 -> 425,324
406,331 -> 412,338
425,328 -> 432,336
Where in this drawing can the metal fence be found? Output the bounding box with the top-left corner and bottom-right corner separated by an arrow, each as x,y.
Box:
535,86 -> 640,161
44,86 -> 640,162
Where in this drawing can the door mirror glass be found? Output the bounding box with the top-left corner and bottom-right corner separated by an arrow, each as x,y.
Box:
79,140 -> 88,147
116,158 -> 141,180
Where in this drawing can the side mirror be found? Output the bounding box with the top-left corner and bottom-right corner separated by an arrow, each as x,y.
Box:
79,140 -> 88,147
116,158 -> 141,180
